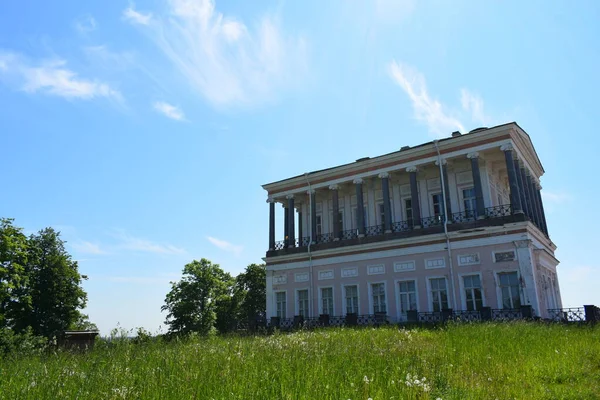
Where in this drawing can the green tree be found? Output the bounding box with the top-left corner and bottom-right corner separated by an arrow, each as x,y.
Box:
162,259 -> 232,335
0,218 -> 30,331
27,228 -> 88,338
235,263 -> 266,321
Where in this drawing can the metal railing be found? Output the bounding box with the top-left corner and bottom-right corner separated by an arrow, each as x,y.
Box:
391,220 -> 411,232
485,204 -> 513,218
547,307 -> 585,322
365,224 -> 384,236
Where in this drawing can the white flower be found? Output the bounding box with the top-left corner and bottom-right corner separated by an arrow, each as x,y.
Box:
364,375 -> 370,384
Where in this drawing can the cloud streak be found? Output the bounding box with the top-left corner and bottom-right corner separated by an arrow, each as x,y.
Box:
153,101 -> 185,121
115,231 -> 186,255
207,236 -> 243,256
0,50 -> 121,101
123,0 -> 308,108
70,240 -> 106,255
74,14 -> 97,33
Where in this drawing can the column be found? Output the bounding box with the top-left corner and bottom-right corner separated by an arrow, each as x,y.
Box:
435,159 -> 452,217
501,144 -> 523,214
535,183 -> 549,235
406,167 -> 421,228
354,178 -> 366,236
379,172 -> 392,233
268,198 -> 275,250
298,211 -> 303,245
330,185 -> 341,240
309,190 -> 317,242
283,204 -> 289,247
515,161 -> 530,218
467,152 -> 486,218
528,176 -> 543,232
525,174 -> 540,229
287,195 -> 295,248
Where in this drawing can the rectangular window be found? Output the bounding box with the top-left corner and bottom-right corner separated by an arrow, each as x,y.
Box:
378,203 -> 385,226
297,289 -> 309,317
499,272 -> 521,309
371,283 -> 386,313
321,287 -> 333,315
345,285 -> 359,314
463,187 -> 477,218
398,280 -> 417,314
276,292 -> 286,319
316,214 -> 322,236
432,193 -> 443,217
404,198 -> 413,222
430,278 -> 449,312
463,275 -> 483,311
338,210 -> 344,233
352,206 -> 369,228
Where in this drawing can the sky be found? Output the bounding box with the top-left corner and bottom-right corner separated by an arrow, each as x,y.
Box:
1,0 -> 599,335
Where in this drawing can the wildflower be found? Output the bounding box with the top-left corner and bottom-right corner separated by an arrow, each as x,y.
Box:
364,376 -> 370,384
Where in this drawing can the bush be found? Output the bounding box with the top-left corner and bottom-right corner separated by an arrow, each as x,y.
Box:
0,327 -> 48,358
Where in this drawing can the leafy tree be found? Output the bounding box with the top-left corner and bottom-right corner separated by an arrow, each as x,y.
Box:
235,264 -> 266,321
162,259 -> 232,335
0,218 -> 30,331
26,228 -> 88,338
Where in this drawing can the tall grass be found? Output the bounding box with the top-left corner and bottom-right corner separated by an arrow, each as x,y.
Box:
1,322 -> 599,399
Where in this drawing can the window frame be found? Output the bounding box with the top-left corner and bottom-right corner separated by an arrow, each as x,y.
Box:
369,281 -> 388,314
395,278 -> 419,321
274,290 -> 287,319
295,288 -> 310,318
427,276 -> 450,312
495,270 -> 522,310
318,286 -> 335,316
459,272 -> 485,311
342,283 -> 360,315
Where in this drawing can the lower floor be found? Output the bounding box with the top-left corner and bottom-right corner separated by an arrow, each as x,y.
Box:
266,225 -> 561,321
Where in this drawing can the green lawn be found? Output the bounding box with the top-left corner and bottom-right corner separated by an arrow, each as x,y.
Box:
1,322 -> 599,399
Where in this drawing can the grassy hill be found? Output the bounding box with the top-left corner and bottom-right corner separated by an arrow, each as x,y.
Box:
1,322 -> 599,399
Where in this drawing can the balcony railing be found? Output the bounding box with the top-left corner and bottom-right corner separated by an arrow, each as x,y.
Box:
272,205 -> 517,252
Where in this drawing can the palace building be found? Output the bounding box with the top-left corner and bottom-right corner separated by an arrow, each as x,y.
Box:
262,122 -> 561,325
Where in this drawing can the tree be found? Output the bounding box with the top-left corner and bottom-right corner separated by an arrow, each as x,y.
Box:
0,218 -> 30,330
162,259 -> 233,335
235,264 -> 266,321
27,228 -> 88,338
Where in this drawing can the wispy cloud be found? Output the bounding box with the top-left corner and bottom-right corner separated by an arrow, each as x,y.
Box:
388,61 -> 465,137
122,0 -> 308,108
0,50 -> 122,101
71,240 -> 106,255
542,190 -> 572,204
387,61 -> 495,137
115,231 -> 186,255
207,236 -> 243,256
123,5 -> 152,25
374,0 -> 416,23
153,101 -> 185,121
74,14 -> 97,34
83,45 -> 136,70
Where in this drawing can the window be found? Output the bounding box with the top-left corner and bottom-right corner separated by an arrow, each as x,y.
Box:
352,206 -> 368,229
378,203 -> 385,226
338,210 -> 344,233
432,193 -> 443,217
463,275 -> 483,311
316,214 -> 323,236
398,280 -> 417,315
345,285 -> 359,314
321,287 -> 333,315
463,188 -> 477,217
404,198 -> 413,221
430,278 -> 448,312
371,283 -> 386,313
297,289 -> 309,317
276,292 -> 286,319
498,272 -> 521,309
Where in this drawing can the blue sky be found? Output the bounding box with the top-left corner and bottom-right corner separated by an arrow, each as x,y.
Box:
1,0 -> 599,334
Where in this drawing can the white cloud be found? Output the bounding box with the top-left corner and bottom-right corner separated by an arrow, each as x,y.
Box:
115,231 -> 186,255
83,45 -> 136,70
71,240 -> 106,255
123,0 -> 308,108
542,190 -> 572,204
0,50 -> 122,101
123,6 -> 152,25
153,101 -> 185,121
207,236 -> 243,256
388,61 -> 465,136
460,89 -> 491,126
74,14 -> 97,33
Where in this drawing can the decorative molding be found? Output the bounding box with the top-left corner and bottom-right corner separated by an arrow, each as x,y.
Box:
457,253 -> 480,266
378,172 -> 390,179
294,272 -> 309,282
493,250 -> 517,263
400,184 -> 411,196
406,166 -> 418,173
329,184 -> 340,190
394,261 -> 415,272
286,194 -> 295,199
266,197 -> 276,203
500,143 -> 514,152
318,270 -> 334,280
353,178 -> 364,184
273,275 -> 287,284
341,267 -> 358,278
434,159 -> 447,166
456,171 -> 473,185
367,264 -> 385,275
427,178 -> 441,190
466,152 -> 480,159
425,258 -> 446,269
514,239 -> 532,249
306,189 -> 316,195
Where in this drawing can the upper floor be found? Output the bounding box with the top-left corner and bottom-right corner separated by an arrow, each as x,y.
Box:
263,122 -> 551,258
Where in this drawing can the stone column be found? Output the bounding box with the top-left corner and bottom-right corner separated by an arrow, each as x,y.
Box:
526,174 -> 541,230
514,159 -> 529,217
514,240 -> 541,317
268,198 -> 275,250
298,211 -> 303,245
529,176 -> 543,232
309,190 -> 317,242
406,167 -> 421,228
354,178 -> 366,237
287,195 -> 295,248
330,185 -> 341,240
501,144 -> 523,214
283,204 -> 289,247
379,172 -> 392,233
535,183 -> 549,235
435,159 -> 452,218
467,152 -> 486,218
519,165 -> 533,221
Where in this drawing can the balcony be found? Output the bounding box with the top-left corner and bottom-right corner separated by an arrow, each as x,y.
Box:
268,204 -> 523,257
